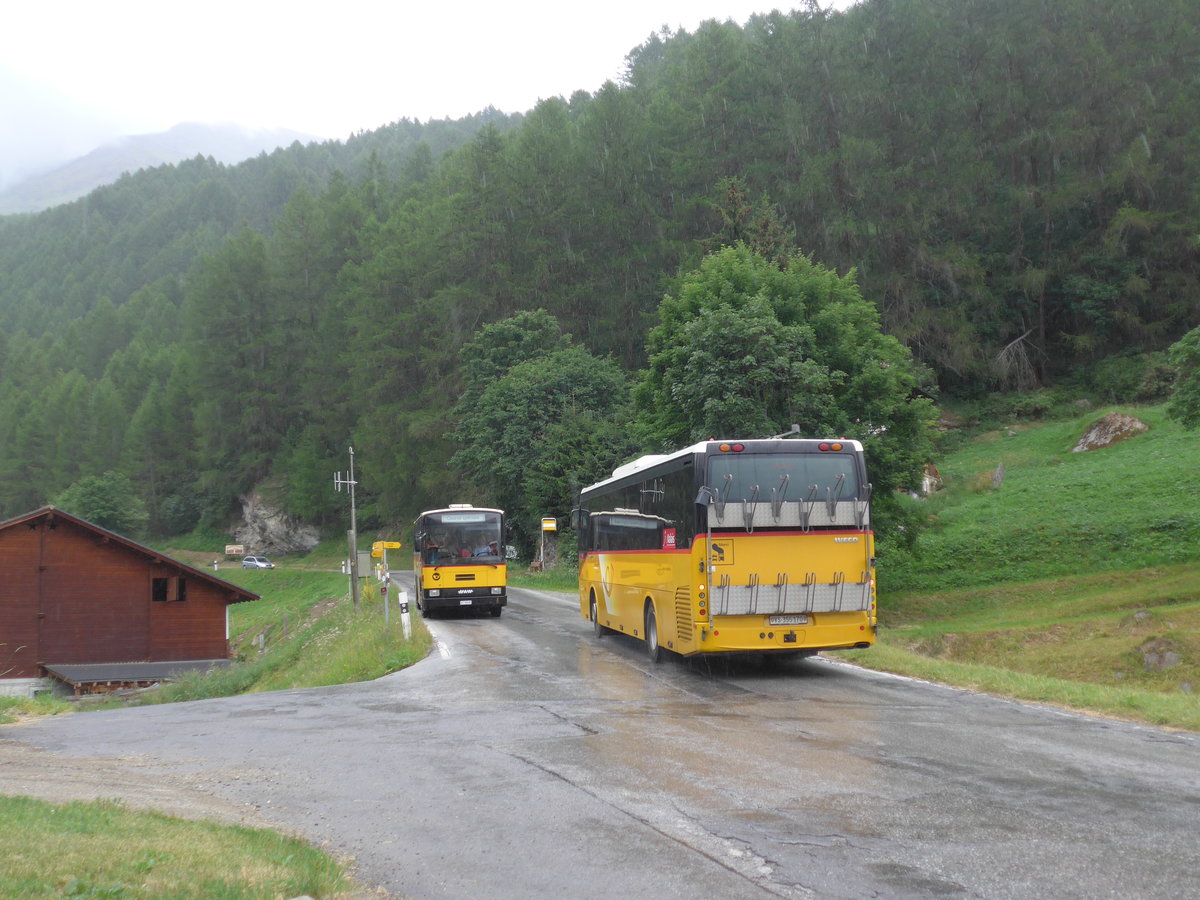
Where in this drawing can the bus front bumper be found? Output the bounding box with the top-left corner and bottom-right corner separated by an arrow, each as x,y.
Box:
422,589 -> 506,612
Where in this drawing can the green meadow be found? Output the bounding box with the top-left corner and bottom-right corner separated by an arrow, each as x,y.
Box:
847,403 -> 1200,731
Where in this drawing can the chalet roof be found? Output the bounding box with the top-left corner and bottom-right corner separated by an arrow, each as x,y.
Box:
0,506 -> 259,605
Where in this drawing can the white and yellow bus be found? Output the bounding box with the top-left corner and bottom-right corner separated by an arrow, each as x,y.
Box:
576,437 -> 876,662
412,505 -> 507,617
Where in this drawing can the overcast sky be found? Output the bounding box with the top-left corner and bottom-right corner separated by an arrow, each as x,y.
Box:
2,0 -> 853,186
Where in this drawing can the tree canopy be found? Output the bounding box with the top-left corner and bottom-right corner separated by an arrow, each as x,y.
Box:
639,244 -> 936,504
51,471 -> 148,535
449,312 -> 637,550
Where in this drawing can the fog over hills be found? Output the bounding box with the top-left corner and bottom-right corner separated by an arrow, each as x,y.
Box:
0,63 -> 131,191
0,122 -> 320,215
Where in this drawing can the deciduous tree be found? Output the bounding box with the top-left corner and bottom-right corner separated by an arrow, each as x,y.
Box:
51,471 -> 149,536
450,315 -> 636,551
638,244 -> 936,525
1166,326 -> 1200,430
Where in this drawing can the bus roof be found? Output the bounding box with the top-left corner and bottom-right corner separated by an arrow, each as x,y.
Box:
585,437 -> 865,494
415,506 -> 504,519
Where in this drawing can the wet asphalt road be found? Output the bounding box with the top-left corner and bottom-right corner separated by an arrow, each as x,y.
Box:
9,587 -> 1200,898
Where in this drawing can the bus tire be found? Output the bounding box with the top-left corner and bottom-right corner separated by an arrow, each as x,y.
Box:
645,601 -> 663,664
490,606 -> 502,617
590,593 -> 604,638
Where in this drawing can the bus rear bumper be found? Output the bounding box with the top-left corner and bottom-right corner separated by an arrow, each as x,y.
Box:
693,614 -> 874,653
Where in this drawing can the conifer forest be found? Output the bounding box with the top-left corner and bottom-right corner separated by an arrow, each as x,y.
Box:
1,0 -> 1197,551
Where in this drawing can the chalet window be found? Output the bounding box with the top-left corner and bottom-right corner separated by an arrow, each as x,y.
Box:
152,576 -> 188,602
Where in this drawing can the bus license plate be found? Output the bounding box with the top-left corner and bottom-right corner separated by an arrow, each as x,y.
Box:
459,599 -> 473,605
769,614 -> 808,625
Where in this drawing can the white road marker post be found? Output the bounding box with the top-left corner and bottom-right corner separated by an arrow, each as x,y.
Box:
398,590 -> 412,640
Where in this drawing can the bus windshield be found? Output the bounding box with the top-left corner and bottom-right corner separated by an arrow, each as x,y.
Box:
418,510 -> 502,564
706,451 -> 862,503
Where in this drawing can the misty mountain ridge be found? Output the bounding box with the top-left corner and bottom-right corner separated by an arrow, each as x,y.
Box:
0,122 -> 320,215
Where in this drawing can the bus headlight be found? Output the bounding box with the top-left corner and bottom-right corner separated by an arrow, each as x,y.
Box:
428,589 -> 441,597
490,587 -> 502,595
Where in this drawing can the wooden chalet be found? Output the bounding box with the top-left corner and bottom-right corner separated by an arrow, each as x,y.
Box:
0,507 -> 259,696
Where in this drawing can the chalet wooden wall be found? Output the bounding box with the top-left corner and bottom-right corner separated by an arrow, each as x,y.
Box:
38,521 -> 150,666
148,571 -> 236,661
0,510 -> 256,680
0,522 -> 41,680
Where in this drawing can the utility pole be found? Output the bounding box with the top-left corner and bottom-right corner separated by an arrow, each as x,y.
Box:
334,446 -> 360,612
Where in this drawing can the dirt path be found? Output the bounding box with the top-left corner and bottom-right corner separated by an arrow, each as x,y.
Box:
0,732 -> 266,825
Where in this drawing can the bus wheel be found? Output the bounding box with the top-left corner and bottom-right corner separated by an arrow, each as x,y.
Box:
645,602 -> 663,664
490,606 -> 502,617
590,594 -> 604,638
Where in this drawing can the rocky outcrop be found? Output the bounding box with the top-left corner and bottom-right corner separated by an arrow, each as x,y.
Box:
1140,637 -> 1182,672
922,462 -> 944,494
233,492 -> 320,555
1071,412 -> 1148,453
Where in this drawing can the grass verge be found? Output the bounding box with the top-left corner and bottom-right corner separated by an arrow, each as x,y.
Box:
842,639 -> 1200,732
0,795 -> 349,899
140,572 -> 431,703
507,564 -> 578,594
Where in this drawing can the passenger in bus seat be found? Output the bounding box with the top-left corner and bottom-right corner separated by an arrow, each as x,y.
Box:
426,533 -> 449,563
443,532 -> 469,559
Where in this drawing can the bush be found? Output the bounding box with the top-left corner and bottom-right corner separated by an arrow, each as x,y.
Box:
1086,351 -> 1173,403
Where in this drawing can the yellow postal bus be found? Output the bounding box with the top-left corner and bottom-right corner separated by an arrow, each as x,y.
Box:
576,437 -> 876,661
412,505 -> 507,617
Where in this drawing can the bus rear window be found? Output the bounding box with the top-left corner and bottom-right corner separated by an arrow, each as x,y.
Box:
707,452 -> 861,501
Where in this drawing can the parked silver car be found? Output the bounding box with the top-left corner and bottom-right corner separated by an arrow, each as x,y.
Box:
241,555 -> 275,569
